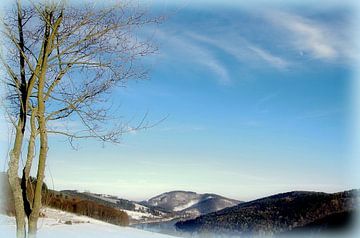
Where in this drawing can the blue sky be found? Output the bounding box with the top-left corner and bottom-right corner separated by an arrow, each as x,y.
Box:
1,0 -> 359,201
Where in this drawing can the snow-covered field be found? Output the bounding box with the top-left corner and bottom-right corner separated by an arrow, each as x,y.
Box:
0,208 -> 177,238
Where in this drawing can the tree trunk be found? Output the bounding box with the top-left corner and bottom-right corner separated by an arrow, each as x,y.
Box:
28,117 -> 47,237
28,89 -> 48,238
8,121 -> 26,238
28,216 -> 38,238
7,2 -> 29,235
22,108 -> 37,219
9,2 -> 29,237
28,9 -> 52,237
28,103 -> 48,237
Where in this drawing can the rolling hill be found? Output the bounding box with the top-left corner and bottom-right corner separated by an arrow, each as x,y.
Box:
142,190 -> 241,217
175,190 -> 359,236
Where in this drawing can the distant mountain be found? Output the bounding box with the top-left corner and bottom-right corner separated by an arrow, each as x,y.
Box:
175,190 -> 359,236
142,190 -> 241,217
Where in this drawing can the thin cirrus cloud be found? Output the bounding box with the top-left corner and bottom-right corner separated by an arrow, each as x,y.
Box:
153,8 -> 354,85
247,46 -> 289,69
155,26 -> 290,85
155,29 -> 231,85
187,31 -> 290,70
264,10 -> 354,61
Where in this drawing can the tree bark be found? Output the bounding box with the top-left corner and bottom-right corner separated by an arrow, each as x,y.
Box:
28,112 -> 47,237
22,107 -> 37,219
8,121 -> 26,238
28,9 -> 53,237
6,2 -> 31,237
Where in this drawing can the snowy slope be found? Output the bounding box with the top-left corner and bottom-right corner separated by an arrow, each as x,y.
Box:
144,191 -> 240,216
61,191 -> 167,223
124,209 -> 161,220
173,199 -> 200,212
87,193 -> 166,222
0,208 -> 176,238
145,191 -> 199,212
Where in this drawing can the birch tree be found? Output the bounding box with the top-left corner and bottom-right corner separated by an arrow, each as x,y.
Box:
1,0 -> 159,237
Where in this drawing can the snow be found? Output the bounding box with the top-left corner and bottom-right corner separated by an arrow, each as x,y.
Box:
85,192 -> 120,204
83,193 -> 164,222
134,203 -> 149,211
173,199 -> 199,212
125,209 -> 159,220
0,208 -> 177,238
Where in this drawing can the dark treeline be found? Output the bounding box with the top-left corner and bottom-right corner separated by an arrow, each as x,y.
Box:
0,172 -> 129,226
45,190 -> 129,226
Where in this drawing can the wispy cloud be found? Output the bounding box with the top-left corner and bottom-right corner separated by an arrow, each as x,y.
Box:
153,24 -> 291,85
187,32 -> 290,69
150,7 -> 354,87
265,10 -> 354,61
155,30 -> 231,84
247,46 -> 289,69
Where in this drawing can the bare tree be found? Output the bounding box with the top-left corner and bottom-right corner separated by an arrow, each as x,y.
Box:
1,0 -> 160,237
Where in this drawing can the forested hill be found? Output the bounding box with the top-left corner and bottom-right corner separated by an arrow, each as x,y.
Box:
175,190 -> 359,236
